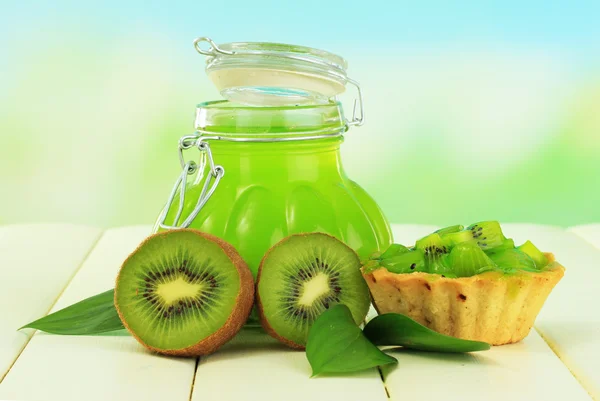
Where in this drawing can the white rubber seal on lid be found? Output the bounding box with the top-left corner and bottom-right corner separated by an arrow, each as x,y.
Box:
195,38 -> 349,107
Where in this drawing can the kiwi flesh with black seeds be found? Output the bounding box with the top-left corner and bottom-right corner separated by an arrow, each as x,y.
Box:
256,233 -> 370,349
441,221 -> 507,250
415,233 -> 453,275
114,229 -> 254,357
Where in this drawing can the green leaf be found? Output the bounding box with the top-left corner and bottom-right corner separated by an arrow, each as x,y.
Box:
364,313 -> 490,353
20,289 -> 125,335
306,304 -> 397,376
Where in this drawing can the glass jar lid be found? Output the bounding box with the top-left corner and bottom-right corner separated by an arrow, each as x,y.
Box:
193,37 -> 363,127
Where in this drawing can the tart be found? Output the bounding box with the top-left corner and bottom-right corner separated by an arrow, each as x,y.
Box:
361,222 -> 565,345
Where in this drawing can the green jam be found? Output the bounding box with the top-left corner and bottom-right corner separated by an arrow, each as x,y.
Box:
155,101 -> 393,278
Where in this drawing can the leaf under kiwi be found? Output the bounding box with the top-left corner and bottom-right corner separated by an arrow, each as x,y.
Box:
20,289 -> 124,335
306,304 -> 397,376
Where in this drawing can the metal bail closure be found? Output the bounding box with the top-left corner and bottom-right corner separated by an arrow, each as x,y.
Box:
193,37 -> 235,57
156,135 -> 225,230
345,77 -> 364,127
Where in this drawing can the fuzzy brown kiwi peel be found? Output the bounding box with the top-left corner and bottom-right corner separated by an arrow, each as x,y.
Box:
114,229 -> 254,357
256,233 -> 371,349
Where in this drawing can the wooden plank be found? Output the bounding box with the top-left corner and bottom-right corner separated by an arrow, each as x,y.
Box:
382,331 -> 590,401
191,327 -> 389,401
0,223 -> 102,382
568,223 -> 600,249
500,224 -> 600,399
0,226 -> 198,401
2,222 -> 594,400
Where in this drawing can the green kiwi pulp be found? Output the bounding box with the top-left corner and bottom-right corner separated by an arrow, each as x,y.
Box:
466,221 -> 507,249
518,240 -> 549,268
448,242 -> 497,277
115,230 -> 254,356
488,249 -> 538,272
486,238 -> 516,254
415,233 -> 453,275
379,243 -> 410,259
435,224 -> 464,236
380,250 -> 427,273
441,221 -> 506,250
257,233 -> 370,349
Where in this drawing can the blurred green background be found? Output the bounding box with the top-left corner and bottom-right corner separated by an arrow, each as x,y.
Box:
1,1 -> 599,228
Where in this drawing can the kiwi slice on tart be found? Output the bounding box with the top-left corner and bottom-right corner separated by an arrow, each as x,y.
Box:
380,250 -> 427,274
441,221 -> 507,251
486,238 -> 516,254
518,240 -> 549,268
488,249 -> 537,272
379,243 -> 410,259
114,229 -> 254,356
435,224 -> 464,236
448,242 -> 497,277
256,233 -> 370,349
415,233 -> 453,275
466,221 -> 507,250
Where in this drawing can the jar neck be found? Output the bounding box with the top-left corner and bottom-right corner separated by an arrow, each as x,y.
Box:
207,136 -> 346,183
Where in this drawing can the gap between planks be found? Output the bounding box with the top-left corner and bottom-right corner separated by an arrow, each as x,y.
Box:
188,357 -> 201,401
377,366 -> 391,399
363,312 -> 391,399
0,230 -> 105,384
534,327 -> 596,400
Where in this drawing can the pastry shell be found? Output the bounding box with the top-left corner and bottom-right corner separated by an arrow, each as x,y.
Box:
362,253 -> 564,345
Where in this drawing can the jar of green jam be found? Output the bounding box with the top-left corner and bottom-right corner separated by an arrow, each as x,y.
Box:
154,37 -> 392,277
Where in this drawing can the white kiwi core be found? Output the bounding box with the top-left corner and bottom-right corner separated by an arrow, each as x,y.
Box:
298,272 -> 330,306
156,277 -> 203,305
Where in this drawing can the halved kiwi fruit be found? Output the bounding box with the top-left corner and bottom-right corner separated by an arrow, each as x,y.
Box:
256,233 -> 370,349
114,229 -> 254,356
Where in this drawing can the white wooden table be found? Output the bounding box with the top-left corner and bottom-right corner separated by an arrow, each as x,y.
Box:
0,223 -> 599,401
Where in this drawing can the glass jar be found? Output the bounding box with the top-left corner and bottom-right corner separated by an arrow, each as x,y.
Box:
153,37 -> 393,277
154,100 -> 392,277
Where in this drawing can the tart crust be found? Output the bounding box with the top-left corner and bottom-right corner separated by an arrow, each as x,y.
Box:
362,253 -> 564,345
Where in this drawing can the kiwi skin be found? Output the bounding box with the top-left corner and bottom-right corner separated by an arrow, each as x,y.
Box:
256,233 -> 362,350
114,229 -> 255,357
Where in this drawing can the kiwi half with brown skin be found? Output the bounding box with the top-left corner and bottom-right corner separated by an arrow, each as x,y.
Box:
256,233 -> 370,349
115,229 -> 254,357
